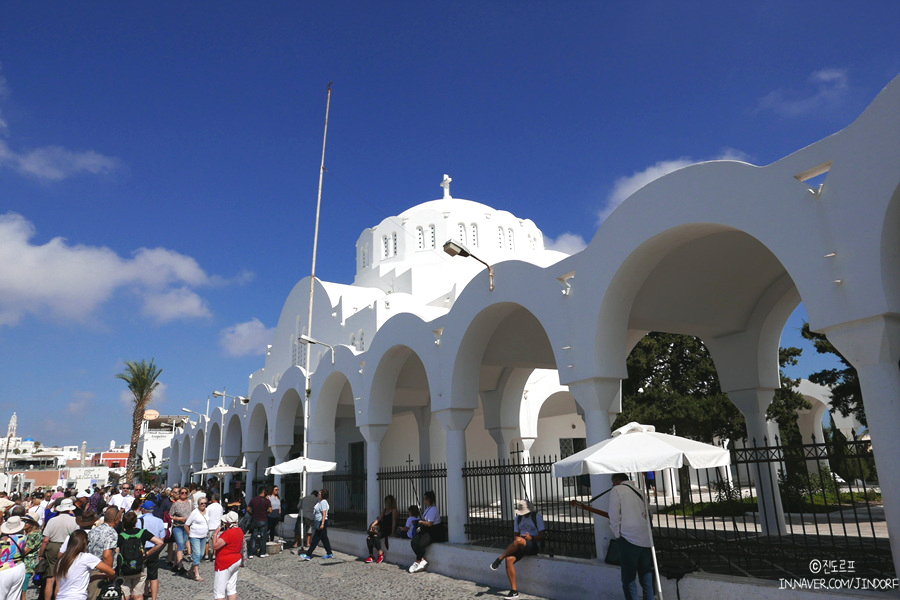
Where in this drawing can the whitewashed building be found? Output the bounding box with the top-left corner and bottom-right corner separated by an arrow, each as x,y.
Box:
169,75 -> 900,598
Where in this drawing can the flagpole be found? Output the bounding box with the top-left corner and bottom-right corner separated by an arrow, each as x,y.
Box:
301,81 -> 332,548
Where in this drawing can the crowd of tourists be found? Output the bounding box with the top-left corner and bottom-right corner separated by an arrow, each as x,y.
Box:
0,481 -> 245,600
0,473 -> 652,600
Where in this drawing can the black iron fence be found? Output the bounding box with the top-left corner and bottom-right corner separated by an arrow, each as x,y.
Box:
462,456 -> 597,559
652,435 -> 891,581
378,463 -> 448,523
323,436 -> 889,583
321,468 -> 367,530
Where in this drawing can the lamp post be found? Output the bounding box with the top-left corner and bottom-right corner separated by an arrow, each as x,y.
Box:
443,240 -> 494,291
298,335 -> 335,364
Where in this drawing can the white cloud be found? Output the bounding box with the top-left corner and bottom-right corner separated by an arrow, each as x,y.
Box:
757,68 -> 849,117
141,288 -> 211,323
220,318 -> 276,357
0,62 -> 119,181
544,232 -> 588,255
67,391 -> 96,414
5,142 -> 120,181
599,158 -> 694,223
598,148 -> 752,223
0,212 -> 235,327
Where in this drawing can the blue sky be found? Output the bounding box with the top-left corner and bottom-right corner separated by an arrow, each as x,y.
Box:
0,2 -> 896,449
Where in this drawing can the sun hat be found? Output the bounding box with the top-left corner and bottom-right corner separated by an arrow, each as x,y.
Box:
0,515 -> 25,535
513,499 -> 535,517
222,511 -> 239,525
55,498 -> 76,512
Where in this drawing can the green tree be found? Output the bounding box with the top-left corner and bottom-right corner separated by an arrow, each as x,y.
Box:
801,322 -> 865,426
614,332 -> 746,443
116,359 -> 163,485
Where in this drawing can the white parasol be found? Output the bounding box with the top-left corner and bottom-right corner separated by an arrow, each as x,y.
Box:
265,456 -> 337,476
553,422 -> 731,600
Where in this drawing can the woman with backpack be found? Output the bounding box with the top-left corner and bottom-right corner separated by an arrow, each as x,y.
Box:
364,495 -> 398,564
116,511 -> 164,600
184,498 -> 210,581
53,530 -> 116,600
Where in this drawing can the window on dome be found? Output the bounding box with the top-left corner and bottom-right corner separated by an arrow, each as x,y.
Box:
350,333 -> 356,348
498,226 -> 505,249
457,223 -> 466,244
507,228 -> 515,251
428,225 -> 436,249
416,227 -> 424,250
362,244 -> 368,268
391,232 -> 398,256
470,223 -> 478,247
382,235 -> 389,259
358,330 -> 365,351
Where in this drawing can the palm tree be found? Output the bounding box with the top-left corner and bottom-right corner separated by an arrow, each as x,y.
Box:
116,359 -> 163,484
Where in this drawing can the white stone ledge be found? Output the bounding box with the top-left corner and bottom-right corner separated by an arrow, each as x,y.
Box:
326,528 -> 896,600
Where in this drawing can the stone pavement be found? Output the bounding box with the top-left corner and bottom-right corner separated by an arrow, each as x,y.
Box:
153,547 -> 550,600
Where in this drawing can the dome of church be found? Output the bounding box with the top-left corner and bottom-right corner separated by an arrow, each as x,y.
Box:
352,175 -> 546,289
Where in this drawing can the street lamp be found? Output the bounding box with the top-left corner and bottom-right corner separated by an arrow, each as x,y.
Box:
443,240 -> 494,291
298,334 -> 335,364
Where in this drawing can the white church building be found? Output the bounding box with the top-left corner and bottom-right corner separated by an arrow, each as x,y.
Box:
168,75 -> 900,599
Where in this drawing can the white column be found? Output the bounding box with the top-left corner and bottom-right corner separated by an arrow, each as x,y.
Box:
413,407 -> 432,465
728,388 -> 787,535
270,445 -> 293,490
568,377 -> 619,560
360,425 -> 390,525
244,451 -> 263,496
489,427 -> 518,522
178,466 -> 189,487
825,315 -> 900,578
517,437 -> 537,502
435,408 -> 474,544
222,454 -> 239,499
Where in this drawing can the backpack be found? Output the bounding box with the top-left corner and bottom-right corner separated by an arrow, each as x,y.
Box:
98,578 -> 124,600
117,529 -> 146,576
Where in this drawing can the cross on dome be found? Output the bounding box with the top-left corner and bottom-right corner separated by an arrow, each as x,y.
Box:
441,174 -> 452,199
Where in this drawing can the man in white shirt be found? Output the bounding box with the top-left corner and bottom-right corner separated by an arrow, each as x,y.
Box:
204,493 -> 224,560
608,473 -> 654,600
108,486 -> 125,513
191,486 -> 207,511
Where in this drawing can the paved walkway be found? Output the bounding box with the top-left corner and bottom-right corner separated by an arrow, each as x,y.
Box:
154,547 -> 549,600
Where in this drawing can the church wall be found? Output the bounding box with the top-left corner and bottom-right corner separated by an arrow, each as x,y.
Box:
533,413 -> 587,459
334,417 -> 364,472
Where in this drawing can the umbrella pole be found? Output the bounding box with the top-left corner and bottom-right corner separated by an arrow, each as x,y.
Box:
644,484 -> 664,600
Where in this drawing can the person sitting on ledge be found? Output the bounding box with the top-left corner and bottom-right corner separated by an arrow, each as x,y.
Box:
489,499 -> 547,599
407,491 -> 441,573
